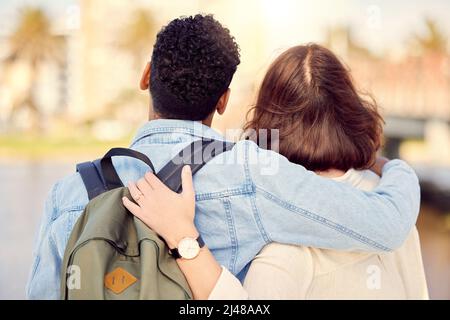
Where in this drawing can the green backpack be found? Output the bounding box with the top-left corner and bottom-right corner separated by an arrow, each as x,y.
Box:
60,139 -> 233,300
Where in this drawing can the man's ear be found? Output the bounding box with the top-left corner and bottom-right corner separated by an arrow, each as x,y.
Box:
216,89 -> 230,115
140,62 -> 151,90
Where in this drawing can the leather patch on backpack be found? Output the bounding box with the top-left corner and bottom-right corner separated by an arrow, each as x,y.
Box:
104,267 -> 137,294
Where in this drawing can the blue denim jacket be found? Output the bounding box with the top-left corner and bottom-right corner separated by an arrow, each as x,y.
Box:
27,120 -> 420,299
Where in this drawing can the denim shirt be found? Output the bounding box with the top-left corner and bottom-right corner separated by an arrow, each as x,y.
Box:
27,119 -> 420,299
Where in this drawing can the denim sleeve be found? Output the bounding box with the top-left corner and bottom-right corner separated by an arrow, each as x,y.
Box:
245,141 -> 420,252
26,183 -> 62,300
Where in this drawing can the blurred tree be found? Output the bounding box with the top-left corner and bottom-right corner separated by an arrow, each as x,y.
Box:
410,18 -> 450,121
325,25 -> 378,60
6,7 -> 64,131
412,18 -> 448,54
112,8 -> 156,126
117,9 -> 156,71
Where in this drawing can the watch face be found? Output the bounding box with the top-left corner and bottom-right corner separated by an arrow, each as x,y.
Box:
178,237 -> 200,260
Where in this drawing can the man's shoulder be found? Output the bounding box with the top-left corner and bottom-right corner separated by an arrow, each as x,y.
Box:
212,139 -> 285,166
231,139 -> 282,154
192,139 -> 289,198
49,171 -> 88,217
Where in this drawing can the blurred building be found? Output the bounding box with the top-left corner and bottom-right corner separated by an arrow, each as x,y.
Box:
0,0 -> 449,164
68,0 -> 268,132
327,26 -> 450,165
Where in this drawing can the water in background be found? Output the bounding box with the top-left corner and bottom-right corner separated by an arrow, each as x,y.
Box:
0,162 -> 448,299
0,162 -> 73,299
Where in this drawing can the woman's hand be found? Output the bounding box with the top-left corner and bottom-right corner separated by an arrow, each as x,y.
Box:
370,156 -> 390,177
123,166 -> 225,300
122,165 -> 199,249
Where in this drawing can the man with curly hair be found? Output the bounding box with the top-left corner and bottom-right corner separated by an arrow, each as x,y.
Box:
28,14 -> 420,299
148,14 -> 240,122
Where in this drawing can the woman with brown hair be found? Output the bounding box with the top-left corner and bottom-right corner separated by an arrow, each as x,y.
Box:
244,44 -> 383,175
123,44 -> 428,299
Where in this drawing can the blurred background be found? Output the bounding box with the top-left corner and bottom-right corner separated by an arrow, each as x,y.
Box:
0,0 -> 449,299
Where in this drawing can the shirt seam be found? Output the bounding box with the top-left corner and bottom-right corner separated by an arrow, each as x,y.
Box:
195,185 -> 254,201
56,206 -> 85,214
255,186 -> 391,252
222,199 -> 238,274
249,193 -> 271,244
131,126 -> 227,146
243,141 -> 274,244
50,181 -> 60,221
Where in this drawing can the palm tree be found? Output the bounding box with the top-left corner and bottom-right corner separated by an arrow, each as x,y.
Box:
409,18 -> 450,127
117,8 -> 156,71
6,7 -> 63,131
111,8 -> 156,125
325,25 -> 377,60
412,18 -> 448,54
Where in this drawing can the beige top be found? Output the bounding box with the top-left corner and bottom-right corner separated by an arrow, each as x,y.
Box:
209,169 -> 429,300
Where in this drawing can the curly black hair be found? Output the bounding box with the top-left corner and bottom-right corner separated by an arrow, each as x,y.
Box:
150,14 -> 240,120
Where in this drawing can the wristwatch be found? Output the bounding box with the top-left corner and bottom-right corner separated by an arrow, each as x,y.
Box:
169,235 -> 205,260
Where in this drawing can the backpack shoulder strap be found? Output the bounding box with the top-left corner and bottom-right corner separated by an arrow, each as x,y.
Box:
157,139 -> 235,192
77,148 -> 155,200
77,140 -> 233,199
100,148 -> 156,190
76,161 -> 107,200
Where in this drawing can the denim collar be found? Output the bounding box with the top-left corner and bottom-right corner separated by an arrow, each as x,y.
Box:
130,119 -> 226,147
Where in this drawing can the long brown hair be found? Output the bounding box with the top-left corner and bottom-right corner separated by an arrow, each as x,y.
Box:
244,44 -> 384,172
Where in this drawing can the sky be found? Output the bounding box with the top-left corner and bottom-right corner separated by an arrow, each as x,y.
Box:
0,0 -> 449,55
347,0 -> 450,55
254,0 -> 450,56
